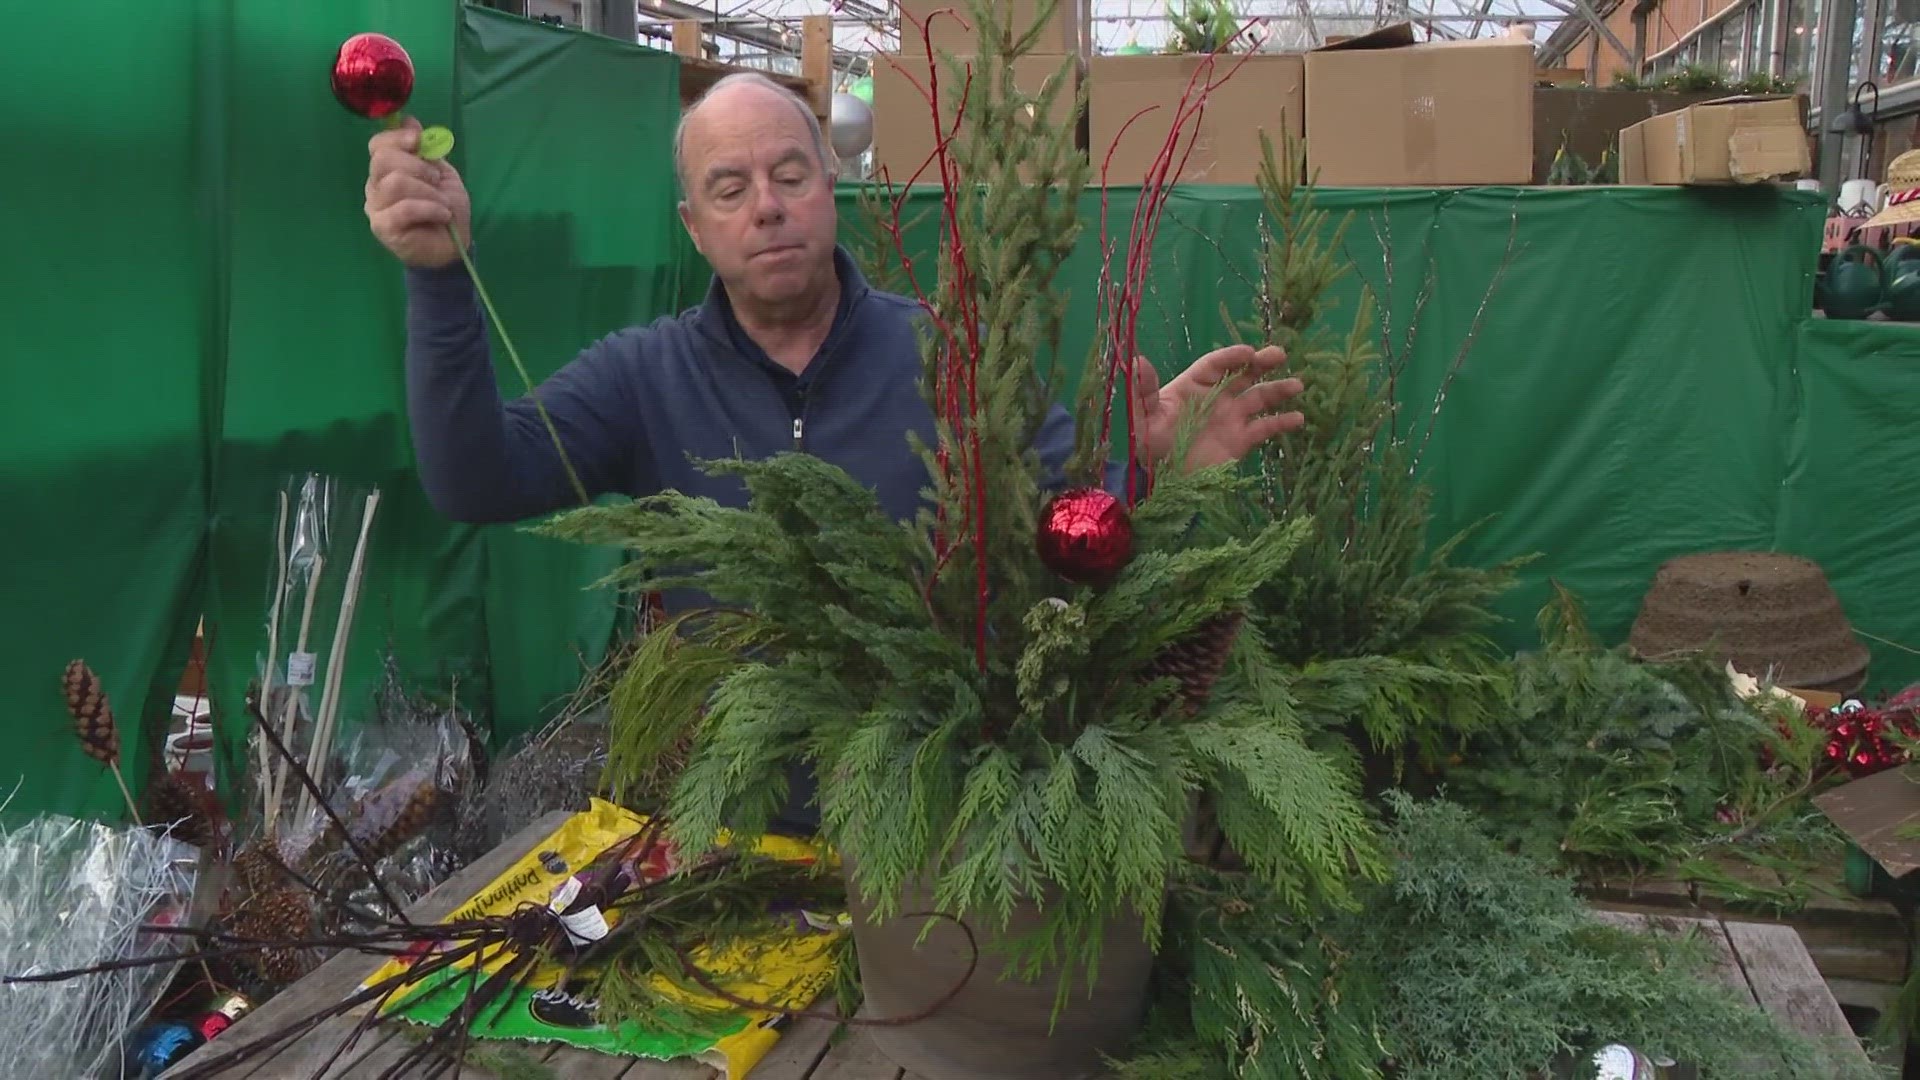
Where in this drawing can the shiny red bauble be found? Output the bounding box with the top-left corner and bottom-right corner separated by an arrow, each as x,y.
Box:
1036,488 -> 1134,585
332,33 -> 415,119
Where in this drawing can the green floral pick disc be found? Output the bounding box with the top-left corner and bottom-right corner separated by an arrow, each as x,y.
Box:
418,125 -> 455,162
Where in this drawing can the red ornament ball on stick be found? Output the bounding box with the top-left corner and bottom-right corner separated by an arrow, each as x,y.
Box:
1037,488 -> 1134,584
332,33 -> 415,119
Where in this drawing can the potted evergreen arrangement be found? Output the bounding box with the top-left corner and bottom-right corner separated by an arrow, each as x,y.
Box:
539,1 -> 1376,1076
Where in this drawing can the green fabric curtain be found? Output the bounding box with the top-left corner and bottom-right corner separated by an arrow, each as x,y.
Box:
3,1 -> 686,819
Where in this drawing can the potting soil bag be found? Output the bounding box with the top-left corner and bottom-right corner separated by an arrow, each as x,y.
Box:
360,799 -> 847,1077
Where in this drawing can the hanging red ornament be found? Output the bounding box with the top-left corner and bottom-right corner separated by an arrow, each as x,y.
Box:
1036,488 -> 1134,584
332,32 -> 415,120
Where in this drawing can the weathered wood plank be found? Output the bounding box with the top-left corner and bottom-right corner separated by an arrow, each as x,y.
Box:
1719,920 -> 1871,1062
1594,908 -> 1870,1068
172,811 -> 575,1077
228,1016 -> 409,1079
748,1016 -> 840,1080
1590,910 -> 1750,995
549,1043 -> 690,1078
807,1032 -> 903,1080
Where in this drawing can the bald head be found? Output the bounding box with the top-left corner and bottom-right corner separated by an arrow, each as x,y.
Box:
672,70 -> 842,329
674,73 -> 833,195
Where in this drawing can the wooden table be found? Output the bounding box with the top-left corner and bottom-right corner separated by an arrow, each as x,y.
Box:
1591,909 -> 1871,1070
177,813 -> 1867,1078
1582,859 -> 1910,1013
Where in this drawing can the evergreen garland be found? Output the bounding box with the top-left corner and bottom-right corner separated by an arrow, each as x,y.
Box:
538,0 -> 1377,994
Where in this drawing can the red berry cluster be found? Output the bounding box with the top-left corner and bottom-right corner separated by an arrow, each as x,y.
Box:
1809,685 -> 1920,779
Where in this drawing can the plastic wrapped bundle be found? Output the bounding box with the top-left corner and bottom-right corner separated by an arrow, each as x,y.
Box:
0,815 -> 197,1079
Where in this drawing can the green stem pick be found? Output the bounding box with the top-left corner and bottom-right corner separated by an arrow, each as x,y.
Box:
404,118 -> 591,507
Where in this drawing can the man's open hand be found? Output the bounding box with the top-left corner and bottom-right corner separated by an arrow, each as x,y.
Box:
1131,344 -> 1304,471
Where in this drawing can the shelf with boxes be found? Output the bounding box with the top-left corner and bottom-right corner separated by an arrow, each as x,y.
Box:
871,11 -> 1539,188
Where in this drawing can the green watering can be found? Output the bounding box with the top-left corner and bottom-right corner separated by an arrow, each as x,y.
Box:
1883,242 -> 1920,321
1822,245 -> 1886,320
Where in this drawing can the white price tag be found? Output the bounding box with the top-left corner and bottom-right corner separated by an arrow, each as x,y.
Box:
286,652 -> 317,687
558,905 -> 610,946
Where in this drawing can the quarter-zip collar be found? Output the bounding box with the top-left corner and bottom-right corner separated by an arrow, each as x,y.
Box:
689,245 -> 870,390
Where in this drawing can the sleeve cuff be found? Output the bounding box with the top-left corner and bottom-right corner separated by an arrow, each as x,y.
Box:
405,258 -> 476,300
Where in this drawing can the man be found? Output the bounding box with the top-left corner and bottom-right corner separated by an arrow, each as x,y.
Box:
366,72 -> 1305,826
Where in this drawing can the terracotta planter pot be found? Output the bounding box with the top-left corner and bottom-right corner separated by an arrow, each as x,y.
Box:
842,863 -> 1157,1080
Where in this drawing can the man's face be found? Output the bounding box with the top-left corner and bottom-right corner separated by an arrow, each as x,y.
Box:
677,85 -> 838,314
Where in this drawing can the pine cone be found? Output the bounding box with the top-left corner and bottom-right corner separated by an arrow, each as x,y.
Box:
62,659 -> 120,765
148,773 -> 213,846
1142,612 -> 1246,716
350,771 -> 441,863
232,842 -> 284,895
232,884 -> 315,985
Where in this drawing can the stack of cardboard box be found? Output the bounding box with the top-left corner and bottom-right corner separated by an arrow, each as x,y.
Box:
873,0 -> 1087,183
1088,24 -> 1535,187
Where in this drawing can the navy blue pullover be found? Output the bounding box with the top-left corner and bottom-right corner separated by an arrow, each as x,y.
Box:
404,245 -> 1133,828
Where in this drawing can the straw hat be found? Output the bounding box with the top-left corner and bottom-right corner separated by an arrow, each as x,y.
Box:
1863,149 -> 1920,228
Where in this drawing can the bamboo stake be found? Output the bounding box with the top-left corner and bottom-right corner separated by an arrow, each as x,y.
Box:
256,489 -> 291,820
264,553 -> 323,834
294,489 -> 380,831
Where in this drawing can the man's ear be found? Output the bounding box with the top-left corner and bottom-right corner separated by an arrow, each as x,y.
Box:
677,200 -> 704,256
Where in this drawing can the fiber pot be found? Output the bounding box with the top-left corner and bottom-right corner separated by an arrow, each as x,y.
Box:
841,861 -> 1157,1080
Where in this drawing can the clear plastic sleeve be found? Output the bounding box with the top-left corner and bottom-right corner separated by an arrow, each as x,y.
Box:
0,815 -> 198,1079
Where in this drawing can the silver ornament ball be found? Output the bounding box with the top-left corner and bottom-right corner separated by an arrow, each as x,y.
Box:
830,91 -> 874,160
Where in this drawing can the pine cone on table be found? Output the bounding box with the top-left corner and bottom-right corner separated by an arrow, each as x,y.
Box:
147,772 -> 213,846
1142,611 -> 1246,717
232,884 -> 316,986
62,659 -> 120,765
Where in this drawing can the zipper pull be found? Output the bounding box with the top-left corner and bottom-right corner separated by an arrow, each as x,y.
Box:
792,417 -> 804,449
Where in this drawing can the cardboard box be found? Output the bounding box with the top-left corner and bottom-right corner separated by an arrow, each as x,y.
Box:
1088,53 -> 1304,185
1616,95 -> 1811,185
1304,23 -> 1533,186
870,51 -> 1082,183
1816,766 -> 1920,880
895,0 -> 1083,61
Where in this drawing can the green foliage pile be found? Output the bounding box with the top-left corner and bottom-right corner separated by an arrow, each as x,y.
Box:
1610,66 -> 1800,94
1439,586 -> 1847,908
1111,794 -> 1889,1080
539,0 -> 1377,994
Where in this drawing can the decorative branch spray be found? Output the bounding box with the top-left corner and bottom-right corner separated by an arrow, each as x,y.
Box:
331,32 -> 589,507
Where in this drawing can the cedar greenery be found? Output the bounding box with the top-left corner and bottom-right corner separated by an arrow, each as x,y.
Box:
1226,134 -> 1524,760
537,0 -> 1376,993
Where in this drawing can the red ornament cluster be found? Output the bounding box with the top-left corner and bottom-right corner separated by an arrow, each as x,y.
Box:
1806,685 -> 1920,778
332,33 -> 416,120
1036,488 -> 1134,585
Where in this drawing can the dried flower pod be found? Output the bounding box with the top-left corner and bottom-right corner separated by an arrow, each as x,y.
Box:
62,660 -> 120,765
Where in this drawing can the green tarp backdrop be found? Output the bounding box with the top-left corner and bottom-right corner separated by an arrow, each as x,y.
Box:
9,2 -> 688,817
7,2 -> 1918,820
